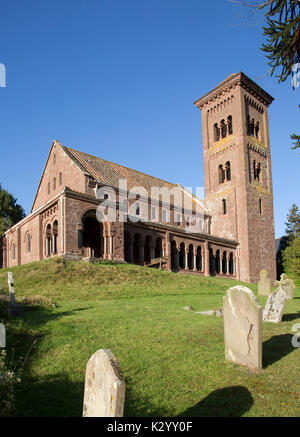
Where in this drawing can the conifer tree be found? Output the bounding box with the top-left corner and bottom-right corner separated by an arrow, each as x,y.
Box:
285,203 -> 300,240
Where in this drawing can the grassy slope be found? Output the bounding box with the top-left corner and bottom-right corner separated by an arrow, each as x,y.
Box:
0,258 -> 299,417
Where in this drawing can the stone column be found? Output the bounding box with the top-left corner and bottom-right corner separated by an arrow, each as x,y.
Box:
193,251 -> 197,272
185,251 -> 189,271
204,241 -> 210,276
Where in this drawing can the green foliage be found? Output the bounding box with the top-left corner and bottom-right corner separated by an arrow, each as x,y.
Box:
276,235 -> 289,278
250,0 -> 300,152
0,184 -> 25,235
259,0 -> 300,83
0,259 -> 300,416
0,350 -> 21,417
283,236 -> 300,278
285,203 -> 300,241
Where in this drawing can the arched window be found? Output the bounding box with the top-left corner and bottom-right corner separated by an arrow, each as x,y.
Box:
136,203 -> 140,216
162,210 -> 167,222
12,244 -> 16,260
225,161 -> 231,181
59,172 -> 63,186
53,221 -> 58,254
222,199 -> 227,215
250,118 -> 255,136
255,121 -> 260,138
253,160 -> 257,179
176,213 -> 181,225
259,198 -> 262,214
214,123 -> 220,142
220,119 -> 227,138
227,116 -> 233,135
46,224 -> 52,257
219,164 -> 225,184
185,216 -> 190,228
53,177 -> 56,190
27,234 -> 31,253
48,182 -> 50,195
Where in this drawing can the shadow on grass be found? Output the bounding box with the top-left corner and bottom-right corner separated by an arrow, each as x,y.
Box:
178,386 -> 253,417
282,312 -> 300,322
16,373 -> 84,417
263,334 -> 295,368
21,306 -> 93,329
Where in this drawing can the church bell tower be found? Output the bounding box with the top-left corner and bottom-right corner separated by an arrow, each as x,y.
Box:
194,72 -> 276,283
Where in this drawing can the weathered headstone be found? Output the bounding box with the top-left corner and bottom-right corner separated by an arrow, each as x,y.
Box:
0,323 -> 5,348
263,287 -> 287,323
83,349 -> 125,417
223,285 -> 262,372
258,269 -> 271,296
275,273 -> 295,300
7,272 -> 21,318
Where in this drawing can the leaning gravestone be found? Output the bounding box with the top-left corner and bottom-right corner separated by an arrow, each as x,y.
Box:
263,287 -> 287,323
223,285 -> 262,372
275,273 -> 295,300
7,272 -> 21,318
258,269 -> 271,296
83,349 -> 125,417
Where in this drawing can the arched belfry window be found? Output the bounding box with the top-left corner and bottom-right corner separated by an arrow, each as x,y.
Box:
220,119 -> 227,138
255,121 -> 260,138
227,116 -> 233,135
225,161 -> 231,181
219,164 -> 225,184
214,123 -> 220,142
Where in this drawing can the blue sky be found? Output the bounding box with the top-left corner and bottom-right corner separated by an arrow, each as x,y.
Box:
0,0 -> 299,237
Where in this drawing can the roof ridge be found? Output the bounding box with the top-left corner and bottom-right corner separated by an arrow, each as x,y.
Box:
65,146 -> 179,187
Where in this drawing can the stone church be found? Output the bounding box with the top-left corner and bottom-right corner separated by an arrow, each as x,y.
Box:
0,72 -> 277,283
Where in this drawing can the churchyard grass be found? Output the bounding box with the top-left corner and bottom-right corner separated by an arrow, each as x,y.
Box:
0,258 -> 299,417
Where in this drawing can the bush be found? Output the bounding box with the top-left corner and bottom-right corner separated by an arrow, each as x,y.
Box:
283,237 -> 300,279
0,350 -> 21,417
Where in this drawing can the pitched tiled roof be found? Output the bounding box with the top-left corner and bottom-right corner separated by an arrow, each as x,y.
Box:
63,146 -> 180,193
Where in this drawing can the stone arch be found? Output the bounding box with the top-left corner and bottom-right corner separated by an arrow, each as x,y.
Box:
155,237 -> 163,258
179,242 -> 185,269
229,252 -> 234,275
81,209 -> 103,258
215,249 -> 221,274
222,251 -> 227,274
196,246 -> 202,272
188,244 -> 194,271
133,233 -> 143,265
124,231 -> 132,263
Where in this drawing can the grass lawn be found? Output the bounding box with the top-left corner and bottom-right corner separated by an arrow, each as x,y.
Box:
0,257 -> 299,417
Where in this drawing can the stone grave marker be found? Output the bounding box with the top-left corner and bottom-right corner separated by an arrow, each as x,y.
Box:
258,269 -> 271,296
83,349 -> 125,417
275,273 -> 295,300
223,285 -> 263,372
263,287 -> 287,323
7,272 -> 21,318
